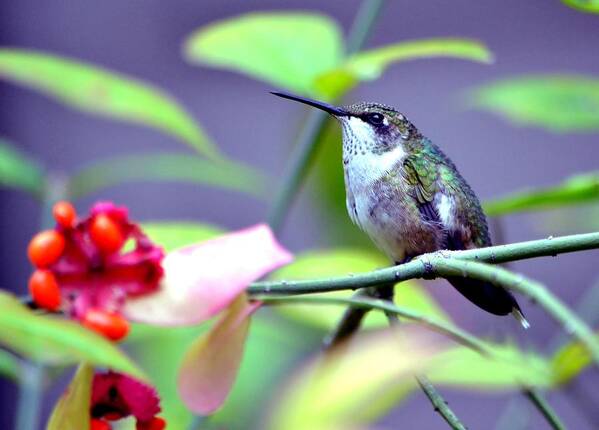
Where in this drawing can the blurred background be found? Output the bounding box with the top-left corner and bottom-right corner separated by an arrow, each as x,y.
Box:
1,0 -> 598,429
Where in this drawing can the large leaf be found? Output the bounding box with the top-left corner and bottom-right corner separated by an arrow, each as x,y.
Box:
184,12 -> 343,94
269,248 -> 449,329
46,363 -> 93,430
267,327 -> 442,430
0,49 -> 220,158
471,75 -> 599,132
484,172 -> 599,216
316,38 -> 493,99
562,0 -> 599,13
0,138 -> 44,196
141,222 -> 224,252
68,152 -> 268,199
0,292 -> 145,379
177,295 -> 258,415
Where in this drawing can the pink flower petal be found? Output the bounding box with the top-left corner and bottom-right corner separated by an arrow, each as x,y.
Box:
123,224 -> 292,326
177,294 -> 259,414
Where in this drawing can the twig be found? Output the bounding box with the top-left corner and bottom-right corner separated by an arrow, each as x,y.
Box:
258,295 -> 489,354
267,0 -> 386,233
417,375 -> 467,430
523,388 -> 566,430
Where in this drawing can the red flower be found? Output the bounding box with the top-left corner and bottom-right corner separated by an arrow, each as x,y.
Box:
27,201 -> 164,340
91,371 -> 165,430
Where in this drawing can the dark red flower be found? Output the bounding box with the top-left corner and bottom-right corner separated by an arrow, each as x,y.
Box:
27,201 -> 164,340
91,371 -> 165,430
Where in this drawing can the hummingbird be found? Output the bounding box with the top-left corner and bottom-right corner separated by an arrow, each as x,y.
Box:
272,91 -> 528,328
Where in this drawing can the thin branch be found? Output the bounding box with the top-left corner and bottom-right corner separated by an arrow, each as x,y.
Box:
267,0 -> 386,232
249,232 -> 599,294
259,295 -> 489,354
523,388 -> 566,430
432,258 -> 599,366
417,375 -> 467,430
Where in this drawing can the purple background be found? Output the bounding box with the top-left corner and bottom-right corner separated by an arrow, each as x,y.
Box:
1,0 -> 598,428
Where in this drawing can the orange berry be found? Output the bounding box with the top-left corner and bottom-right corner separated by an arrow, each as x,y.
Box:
90,419 -> 111,430
27,230 -> 65,268
137,417 -> 166,430
82,309 -> 130,341
53,201 -> 77,228
28,270 -> 61,311
90,214 -> 124,254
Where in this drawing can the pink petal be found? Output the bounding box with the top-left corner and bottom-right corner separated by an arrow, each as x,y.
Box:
123,224 -> 292,326
177,294 -> 259,414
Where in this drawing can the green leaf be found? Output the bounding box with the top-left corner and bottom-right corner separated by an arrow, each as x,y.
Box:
0,349 -> 20,382
269,248 -> 449,330
316,38 -> 493,99
46,363 -> 93,430
0,49 -> 220,159
427,342 -> 554,389
267,327 -> 443,430
184,12 -> 343,94
484,172 -> 599,216
68,152 -> 268,200
551,336 -> 597,385
0,292 -> 145,379
470,75 -> 599,132
562,0 -> 599,14
141,222 -> 224,252
0,138 -> 44,196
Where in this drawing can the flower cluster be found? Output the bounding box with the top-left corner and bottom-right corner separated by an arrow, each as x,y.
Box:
27,201 -> 164,340
90,371 -> 165,430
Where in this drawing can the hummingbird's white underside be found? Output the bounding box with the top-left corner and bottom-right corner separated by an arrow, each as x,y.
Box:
340,116 -> 457,262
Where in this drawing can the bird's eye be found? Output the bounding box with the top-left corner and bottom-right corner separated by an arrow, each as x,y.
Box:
366,113 -> 384,125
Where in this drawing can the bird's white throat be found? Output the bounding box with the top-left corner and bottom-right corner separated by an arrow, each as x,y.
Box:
341,117 -> 407,187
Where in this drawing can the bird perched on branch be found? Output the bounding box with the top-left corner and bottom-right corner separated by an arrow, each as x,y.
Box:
272,91 -> 528,329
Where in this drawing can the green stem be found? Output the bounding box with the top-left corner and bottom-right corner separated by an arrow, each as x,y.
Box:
15,357 -> 45,430
267,0 -> 385,233
249,232 -> 599,294
416,375 -> 467,430
522,388 -> 566,430
258,295 -> 489,354
432,258 -> 599,367
345,0 -> 386,54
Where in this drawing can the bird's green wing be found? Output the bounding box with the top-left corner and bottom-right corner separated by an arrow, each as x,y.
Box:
402,154 -> 440,223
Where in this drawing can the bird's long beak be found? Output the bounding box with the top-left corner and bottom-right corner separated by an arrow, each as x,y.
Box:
270,91 -> 349,117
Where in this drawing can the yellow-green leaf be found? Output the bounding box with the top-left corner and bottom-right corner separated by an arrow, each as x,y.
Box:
0,138 -> 44,196
267,327 -> 442,430
471,75 -> 599,132
0,349 -> 20,382
0,49 -> 220,159
428,342 -> 554,389
269,248 -> 450,329
184,12 -> 343,94
141,222 -> 224,252
46,363 -> 93,430
551,337 -> 596,385
315,38 -> 493,99
68,152 -> 268,200
0,292 -> 145,379
562,0 -> 599,14
484,172 -> 599,216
